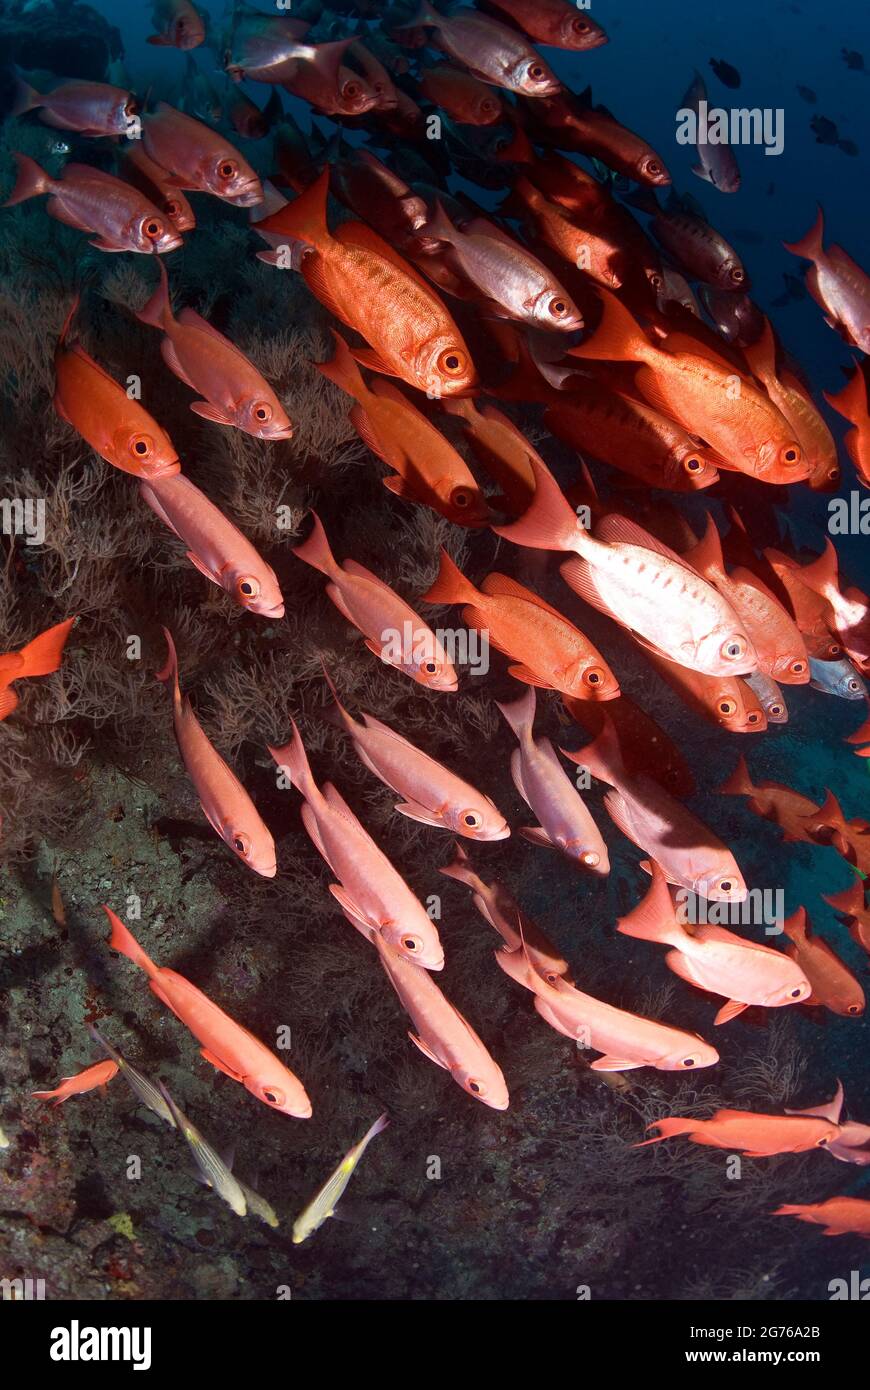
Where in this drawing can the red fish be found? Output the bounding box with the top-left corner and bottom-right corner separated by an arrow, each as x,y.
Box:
411,2 -> 561,97
121,145 -> 196,233
0,619 -> 75,722
823,877 -> 870,957
780,908 -> 865,1017
638,1109 -> 838,1156
419,63 -> 505,124
12,76 -> 137,135
4,155 -> 182,255
774,1197 -> 870,1238
54,301 -> 180,481
742,319 -> 840,491
136,263 -> 293,439
523,90 -> 670,187
482,0 -> 608,50
105,907 -> 311,1116
32,1059 -> 119,1107
763,548 -> 842,659
157,628 -> 276,877
142,103 -> 263,206
642,649 -> 767,733
774,540 -> 870,672
787,1082 -> 870,1166
784,206 -> 870,354
717,755 -> 828,845
440,397 -> 535,514
824,362 -> 870,489
562,693 -> 696,798
147,0 -> 206,50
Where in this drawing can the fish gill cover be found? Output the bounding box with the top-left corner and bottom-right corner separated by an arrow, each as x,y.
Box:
0,0 -> 867,1308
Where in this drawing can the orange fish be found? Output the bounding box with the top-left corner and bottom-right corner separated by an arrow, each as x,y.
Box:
780,908 -> 865,1017
762,548 -> 842,660
54,302 -> 180,481
568,289 -> 806,483
742,318 -> 840,491
32,1059 -> 119,1107
322,665 -> 509,839
496,939 -> 719,1072
803,791 -> 870,878
147,0 -> 206,49
643,648 -> 767,734
717,754 -> 827,844
257,169 -> 476,396
136,262 -> 293,439
295,511 -> 457,690
142,103 -> 263,206
524,90 -> 670,187
422,548 -> 619,700
774,1197 -> 870,1238
419,64 -> 506,124
685,514 -> 810,684
507,176 -> 623,290
105,907 -> 312,1116
497,686 -> 609,872
773,540 -> 870,673
637,1109 -> 839,1157
5,155 -> 183,255
0,618 -> 76,722
157,628 -> 277,877
823,877 -> 870,958
617,862 -> 810,1023
494,456 -> 756,676
824,362 -> 870,489
563,693 -> 696,798
439,841 -> 571,981
317,331 -> 488,524
411,1 -> 561,97
268,719 -> 446,970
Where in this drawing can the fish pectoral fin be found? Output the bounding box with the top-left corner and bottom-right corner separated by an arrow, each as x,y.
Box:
351,347 -> 402,379
185,550 -> 223,587
519,826 -> 556,849
88,239 -> 128,252
160,338 -> 199,389
590,1056 -> 646,1072
190,400 -> 236,427
395,799 -> 445,827
0,687 -> 19,720
714,999 -> 749,1025
408,1031 -> 448,1069
200,1048 -> 244,1083
329,883 -> 374,933
507,663 -> 552,688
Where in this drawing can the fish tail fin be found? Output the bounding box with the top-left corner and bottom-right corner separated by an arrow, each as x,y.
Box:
717,753 -> 755,798
363,1112 -> 390,1145
293,510 -> 340,579
258,165 -> 330,246
103,905 -> 158,979
421,547 -> 480,606
773,1204 -> 809,1218
439,840 -> 484,891
493,455 -> 582,552
58,296 -> 81,350
136,260 -> 172,329
823,361 -> 869,425
496,685 -> 536,744
268,719 -> 316,797
562,707 -> 623,786
616,862 -> 681,944
783,204 -> 824,260
319,660 -> 354,732
11,74 -> 41,118
781,906 -> 808,943
798,538 -> 839,592
316,329 -> 368,402
155,626 -> 183,714
4,151 -> 53,206
634,1117 -> 696,1147
682,510 -> 724,578
815,787 -> 847,829
823,879 -> 865,914
567,287 -> 652,364
18,617 -> 75,678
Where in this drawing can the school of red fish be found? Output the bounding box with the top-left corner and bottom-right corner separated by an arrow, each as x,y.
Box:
7,0 -> 870,1241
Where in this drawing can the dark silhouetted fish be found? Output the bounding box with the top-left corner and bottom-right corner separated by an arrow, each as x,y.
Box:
811,115 -> 839,145
838,138 -> 859,157
709,57 -> 741,89
842,49 -> 867,73
796,84 -> 817,103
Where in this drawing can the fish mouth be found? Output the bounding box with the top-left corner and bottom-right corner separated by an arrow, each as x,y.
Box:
228,181 -> 265,208
262,423 -> 294,440
478,825 -> 511,841
256,601 -> 286,620
254,861 -> 278,878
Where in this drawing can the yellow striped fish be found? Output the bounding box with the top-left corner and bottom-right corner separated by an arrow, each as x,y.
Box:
292,1112 -> 389,1244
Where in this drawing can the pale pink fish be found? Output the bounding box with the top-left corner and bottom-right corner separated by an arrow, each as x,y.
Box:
4,156 -> 182,255
617,861 -> 811,1023
496,942 -> 719,1072
136,262 -> 293,439
411,0 -> 561,97
497,686 -> 608,872
158,628 -> 277,877
293,511 -> 457,690
141,103 -> 263,206
32,1059 -> 119,1106
12,76 -> 137,135
787,1082 -> 870,1166
563,709 -> 747,902
348,911 -> 508,1107
322,666 -> 508,839
784,206 -> 870,354
493,455 -> 756,677
268,719 -> 445,970
439,840 -> 571,981
140,473 -> 284,618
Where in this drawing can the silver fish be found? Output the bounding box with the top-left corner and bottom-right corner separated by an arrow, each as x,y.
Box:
87,1024 -> 175,1127
292,1113 -> 389,1244
809,656 -> 867,700
159,1083 -> 248,1218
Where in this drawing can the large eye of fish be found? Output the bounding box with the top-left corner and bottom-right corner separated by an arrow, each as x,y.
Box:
129,433 -> 154,459
421,657 -> 441,678
252,401 -> 273,424
467,1078 -> 486,1096
847,678 -> 861,693
344,80 -> 362,99
548,296 -> 569,319
790,986 -> 806,999
779,445 -> 801,466
460,809 -> 483,830
728,266 -> 745,285
232,831 -> 251,857
401,935 -> 423,954
746,711 -> 761,725
816,1135 -> 830,1146
124,98 -> 138,119
166,199 -> 182,219
237,575 -> 261,601
580,850 -> 600,867
263,1087 -> 285,1107
770,703 -> 784,718
681,1057 -> 697,1068
583,666 -> 605,688
482,98 -> 498,118
789,658 -> 806,676
645,159 -> 664,179
827,642 -> 842,658
720,636 -> 748,663
718,697 -> 738,717
218,159 -> 238,182
528,63 -> 545,81
142,218 -> 164,241
683,455 -> 704,474
438,348 -> 467,378
572,17 -> 592,32
717,879 -> 735,895
648,270 -> 664,290
450,487 -> 472,510
847,1003 -> 862,1015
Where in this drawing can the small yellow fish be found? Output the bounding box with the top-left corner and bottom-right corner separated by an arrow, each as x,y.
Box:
292,1113 -> 389,1244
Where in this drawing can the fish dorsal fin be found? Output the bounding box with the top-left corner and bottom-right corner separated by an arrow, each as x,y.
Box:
342,556 -> 387,585
594,513 -> 696,570
176,306 -> 250,361
334,220 -> 435,294
480,571 -> 565,621
683,511 -> 725,578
